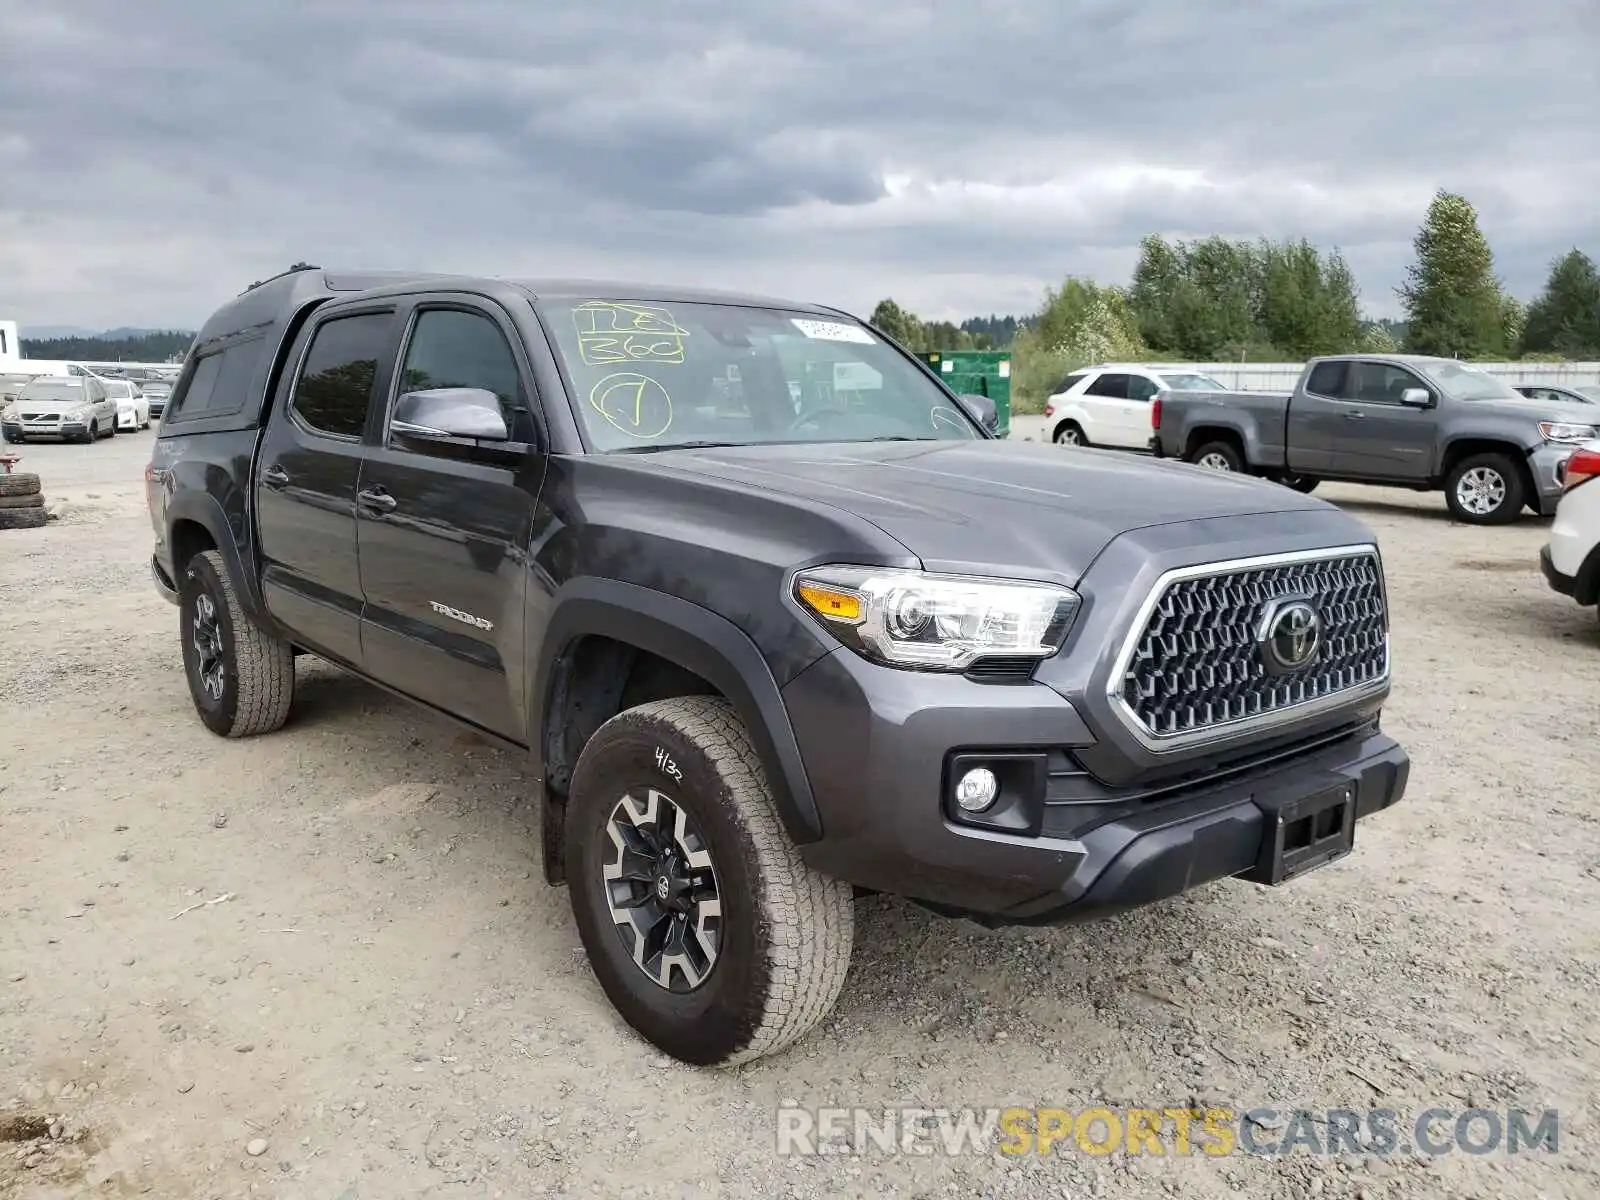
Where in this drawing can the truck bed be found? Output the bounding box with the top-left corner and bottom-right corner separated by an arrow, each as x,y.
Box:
1155,387 -> 1293,469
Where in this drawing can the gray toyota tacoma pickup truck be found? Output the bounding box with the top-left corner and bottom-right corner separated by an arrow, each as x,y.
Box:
145,266 -> 1410,1065
1151,353 -> 1596,524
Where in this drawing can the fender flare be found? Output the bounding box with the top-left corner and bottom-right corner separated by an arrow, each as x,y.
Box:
531,578 -> 824,882
1183,418 -> 1254,460
164,490 -> 269,622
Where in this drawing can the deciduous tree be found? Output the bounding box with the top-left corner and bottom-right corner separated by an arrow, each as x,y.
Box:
1398,190 -> 1508,358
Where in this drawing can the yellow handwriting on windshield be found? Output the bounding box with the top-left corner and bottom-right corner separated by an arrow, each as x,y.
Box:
573,302 -> 690,367
590,372 -> 673,439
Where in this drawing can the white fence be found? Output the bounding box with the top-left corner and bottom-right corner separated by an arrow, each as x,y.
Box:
1148,361 -> 1600,392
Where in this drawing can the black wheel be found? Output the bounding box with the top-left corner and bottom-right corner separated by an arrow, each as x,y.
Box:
0,505 -> 46,530
0,472 -> 41,498
178,549 -> 295,737
77,422 -> 96,445
565,696 -> 854,1066
1053,422 -> 1087,446
0,493 -> 44,510
1280,474 -> 1320,494
1190,440 -> 1244,472
1444,453 -> 1525,525
106,419 -> 118,438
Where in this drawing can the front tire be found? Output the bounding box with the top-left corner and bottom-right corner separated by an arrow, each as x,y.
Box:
1444,453 -> 1525,525
565,695 -> 854,1066
178,549 -> 295,737
1280,473 -> 1320,493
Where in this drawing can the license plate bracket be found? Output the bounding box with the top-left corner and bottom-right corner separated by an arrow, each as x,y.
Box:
1246,779 -> 1356,886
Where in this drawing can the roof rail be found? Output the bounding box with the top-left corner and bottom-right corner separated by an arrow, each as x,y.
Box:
238,262 -> 323,296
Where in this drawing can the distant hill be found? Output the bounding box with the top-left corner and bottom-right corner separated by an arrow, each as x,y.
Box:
20,325 -> 99,340
19,329 -> 195,363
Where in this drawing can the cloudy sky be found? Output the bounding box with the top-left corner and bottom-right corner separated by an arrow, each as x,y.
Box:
1,0 -> 1596,332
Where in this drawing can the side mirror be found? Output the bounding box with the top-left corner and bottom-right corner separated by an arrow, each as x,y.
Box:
956,392 -> 999,434
391,387 -> 509,442
1398,387 -> 1432,408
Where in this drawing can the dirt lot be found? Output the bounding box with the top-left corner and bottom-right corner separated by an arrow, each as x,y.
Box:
3,430 -> 1598,1199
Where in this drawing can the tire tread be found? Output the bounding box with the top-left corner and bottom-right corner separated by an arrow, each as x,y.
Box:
584,695 -> 854,1065
0,473 -> 42,498
193,550 -> 294,737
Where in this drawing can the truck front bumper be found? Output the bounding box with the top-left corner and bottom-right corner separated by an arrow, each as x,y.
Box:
151,555 -> 180,605
1529,443 -> 1576,514
783,648 -> 1409,925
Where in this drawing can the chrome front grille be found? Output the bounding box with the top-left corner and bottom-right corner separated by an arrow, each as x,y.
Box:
1114,548 -> 1388,747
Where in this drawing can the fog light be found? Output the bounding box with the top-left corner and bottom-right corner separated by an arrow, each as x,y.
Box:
954,767 -> 999,812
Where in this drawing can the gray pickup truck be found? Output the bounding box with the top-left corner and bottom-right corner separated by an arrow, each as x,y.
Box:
1151,353 -> 1598,524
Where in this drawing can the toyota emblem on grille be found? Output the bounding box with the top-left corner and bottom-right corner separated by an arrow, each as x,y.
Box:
1256,598 -> 1322,674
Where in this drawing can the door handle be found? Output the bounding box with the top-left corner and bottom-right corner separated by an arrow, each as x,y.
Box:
1344,410 -> 1365,419
358,487 -> 397,513
262,465 -> 290,488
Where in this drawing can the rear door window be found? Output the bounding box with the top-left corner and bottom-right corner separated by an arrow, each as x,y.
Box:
290,313 -> 393,440
1086,373 -> 1130,399
1305,361 -> 1348,398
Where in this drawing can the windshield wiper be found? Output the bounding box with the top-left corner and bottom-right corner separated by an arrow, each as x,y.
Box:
607,440 -> 744,454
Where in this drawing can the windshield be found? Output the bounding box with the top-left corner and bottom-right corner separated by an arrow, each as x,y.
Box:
1157,372 -> 1225,391
1430,361 -> 1522,402
542,299 -> 983,451
19,380 -> 83,401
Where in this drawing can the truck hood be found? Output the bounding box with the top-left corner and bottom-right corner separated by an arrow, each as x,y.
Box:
1470,397 -> 1598,424
632,439 -> 1337,584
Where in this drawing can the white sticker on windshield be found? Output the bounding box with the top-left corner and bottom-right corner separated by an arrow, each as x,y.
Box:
791,318 -> 875,344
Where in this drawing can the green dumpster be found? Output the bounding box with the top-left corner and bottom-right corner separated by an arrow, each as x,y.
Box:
922,350 -> 1012,438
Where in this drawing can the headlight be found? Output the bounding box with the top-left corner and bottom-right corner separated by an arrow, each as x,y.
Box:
792,565 -> 1080,670
1539,421 -> 1598,443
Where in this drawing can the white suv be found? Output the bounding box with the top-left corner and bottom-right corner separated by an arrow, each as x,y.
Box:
1541,441 -> 1600,627
1043,365 -> 1226,448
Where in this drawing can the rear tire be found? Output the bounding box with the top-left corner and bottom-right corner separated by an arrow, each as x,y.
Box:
1280,474 -> 1320,493
565,695 -> 854,1066
1444,453 -> 1524,525
179,549 -> 295,737
1053,422 -> 1088,447
1190,440 -> 1244,472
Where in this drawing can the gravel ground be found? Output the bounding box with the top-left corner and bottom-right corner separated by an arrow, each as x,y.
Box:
2,430 -> 1598,1199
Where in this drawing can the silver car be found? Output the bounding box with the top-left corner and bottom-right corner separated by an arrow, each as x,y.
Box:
0,375 -> 118,443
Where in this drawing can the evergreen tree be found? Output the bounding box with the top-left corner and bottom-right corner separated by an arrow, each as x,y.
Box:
1521,249 -> 1600,358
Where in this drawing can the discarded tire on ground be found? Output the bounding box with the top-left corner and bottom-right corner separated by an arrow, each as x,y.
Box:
0,505 -> 48,530
0,472 -> 43,498
0,493 -> 45,510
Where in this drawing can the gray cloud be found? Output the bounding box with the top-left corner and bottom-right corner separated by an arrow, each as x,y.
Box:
0,0 -> 1595,329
